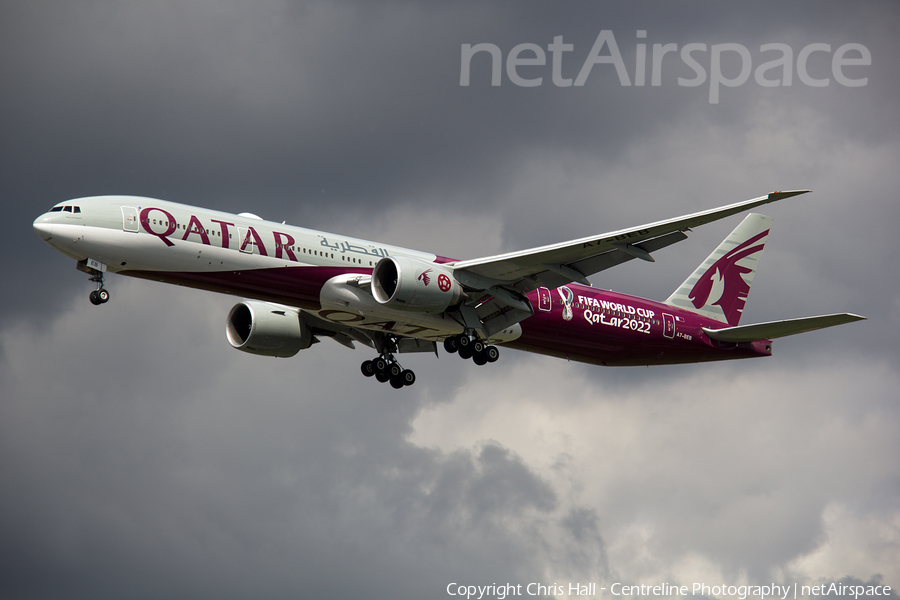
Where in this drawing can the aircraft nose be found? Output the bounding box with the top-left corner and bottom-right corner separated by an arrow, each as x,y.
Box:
33,215 -> 54,241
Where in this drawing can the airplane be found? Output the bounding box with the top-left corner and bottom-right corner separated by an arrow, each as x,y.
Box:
32,190 -> 864,389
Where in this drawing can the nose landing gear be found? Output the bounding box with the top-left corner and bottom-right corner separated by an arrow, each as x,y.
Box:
78,260 -> 110,305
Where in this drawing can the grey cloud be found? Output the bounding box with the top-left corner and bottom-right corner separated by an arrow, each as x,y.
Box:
0,282 -> 604,599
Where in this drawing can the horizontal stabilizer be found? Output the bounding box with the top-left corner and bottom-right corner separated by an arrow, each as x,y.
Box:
703,313 -> 866,343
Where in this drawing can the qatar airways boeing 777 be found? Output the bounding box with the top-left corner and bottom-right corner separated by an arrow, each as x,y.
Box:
33,190 -> 864,389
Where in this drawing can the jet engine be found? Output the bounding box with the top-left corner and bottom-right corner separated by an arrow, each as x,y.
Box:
371,256 -> 462,313
225,301 -> 313,357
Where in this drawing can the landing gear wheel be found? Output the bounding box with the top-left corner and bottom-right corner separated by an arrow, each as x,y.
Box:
472,339 -> 485,354
473,351 -> 488,366
89,290 -> 102,305
389,368 -> 416,388
97,289 -> 110,303
485,345 -> 500,363
375,372 -> 390,383
458,345 -> 473,360
388,363 -> 402,379
373,357 -> 389,374
361,360 -> 375,377
443,337 -> 458,354
457,334 -> 471,350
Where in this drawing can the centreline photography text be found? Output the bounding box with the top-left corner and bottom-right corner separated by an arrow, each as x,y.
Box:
445,582 -> 894,599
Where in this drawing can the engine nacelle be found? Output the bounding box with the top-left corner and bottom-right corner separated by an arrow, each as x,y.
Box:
225,301 -> 313,357
371,256 -> 462,313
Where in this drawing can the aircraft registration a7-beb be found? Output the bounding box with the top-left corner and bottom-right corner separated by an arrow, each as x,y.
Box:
33,191 -> 864,389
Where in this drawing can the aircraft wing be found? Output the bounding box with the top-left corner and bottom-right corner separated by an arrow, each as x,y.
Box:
703,313 -> 866,343
449,191 -> 810,294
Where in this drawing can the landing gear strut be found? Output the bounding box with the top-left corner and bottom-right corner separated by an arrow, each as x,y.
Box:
360,336 -> 416,389
443,332 -> 499,366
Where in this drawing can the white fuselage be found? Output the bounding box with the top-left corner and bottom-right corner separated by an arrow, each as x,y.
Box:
33,195 -> 522,343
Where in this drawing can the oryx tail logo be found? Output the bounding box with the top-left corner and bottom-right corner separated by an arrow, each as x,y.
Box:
689,230 -> 768,326
417,269 -> 433,286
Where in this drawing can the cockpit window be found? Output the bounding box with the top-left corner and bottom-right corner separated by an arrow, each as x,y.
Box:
74,206 -> 81,213
50,206 -> 63,212
64,206 -> 73,212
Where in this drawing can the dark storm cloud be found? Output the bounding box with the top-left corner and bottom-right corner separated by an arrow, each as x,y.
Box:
6,0 -> 894,214
0,282 -> 607,599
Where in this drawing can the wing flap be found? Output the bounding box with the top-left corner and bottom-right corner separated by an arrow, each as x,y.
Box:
568,230 -> 689,281
702,313 -> 866,343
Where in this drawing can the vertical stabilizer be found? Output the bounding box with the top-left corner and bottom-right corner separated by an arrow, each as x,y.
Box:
664,213 -> 772,326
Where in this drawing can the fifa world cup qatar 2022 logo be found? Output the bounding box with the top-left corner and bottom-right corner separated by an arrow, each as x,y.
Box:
558,286 -> 574,321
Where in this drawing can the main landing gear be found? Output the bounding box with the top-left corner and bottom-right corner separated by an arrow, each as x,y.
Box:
442,333 -> 499,366
360,355 -> 416,389
361,334 -> 418,389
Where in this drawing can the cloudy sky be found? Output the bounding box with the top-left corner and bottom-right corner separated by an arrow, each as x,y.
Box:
2,1 -> 899,598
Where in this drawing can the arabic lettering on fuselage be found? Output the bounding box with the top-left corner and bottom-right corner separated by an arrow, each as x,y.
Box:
318,235 -> 390,258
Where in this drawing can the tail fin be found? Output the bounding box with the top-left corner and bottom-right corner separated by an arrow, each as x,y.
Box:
664,213 -> 771,326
